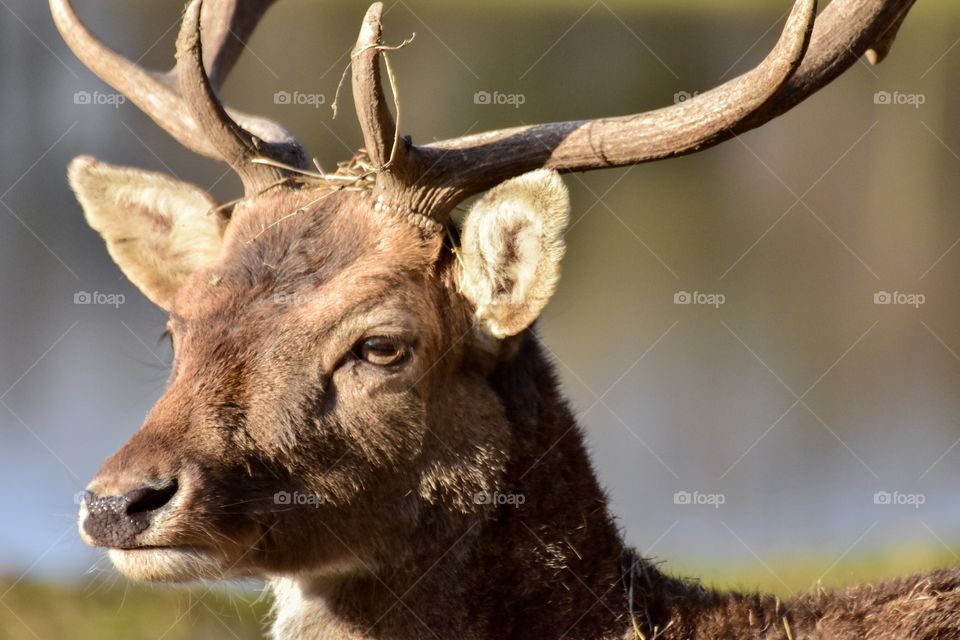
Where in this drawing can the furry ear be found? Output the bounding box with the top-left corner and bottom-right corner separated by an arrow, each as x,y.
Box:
68,156 -> 224,310
457,169 -> 570,338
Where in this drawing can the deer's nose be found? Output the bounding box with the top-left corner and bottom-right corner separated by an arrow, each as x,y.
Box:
81,482 -> 179,548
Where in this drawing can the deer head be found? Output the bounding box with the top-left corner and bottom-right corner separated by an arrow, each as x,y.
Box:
55,0 -> 913,597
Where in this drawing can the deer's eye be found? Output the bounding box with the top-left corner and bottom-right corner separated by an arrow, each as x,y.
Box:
357,337 -> 409,367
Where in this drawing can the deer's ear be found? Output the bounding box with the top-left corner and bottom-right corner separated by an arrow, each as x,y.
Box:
457,169 -> 570,338
68,156 -> 224,310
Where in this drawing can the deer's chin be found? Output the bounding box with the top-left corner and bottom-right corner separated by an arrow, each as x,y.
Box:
108,547 -> 225,582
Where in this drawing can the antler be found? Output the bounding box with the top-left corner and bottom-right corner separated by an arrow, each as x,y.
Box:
351,0 -> 916,220
50,0 -> 306,193
53,0 -> 917,219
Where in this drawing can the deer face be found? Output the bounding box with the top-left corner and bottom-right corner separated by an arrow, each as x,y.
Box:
71,157 -> 569,582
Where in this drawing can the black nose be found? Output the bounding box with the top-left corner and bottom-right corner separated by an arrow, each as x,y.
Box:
82,481 -> 178,548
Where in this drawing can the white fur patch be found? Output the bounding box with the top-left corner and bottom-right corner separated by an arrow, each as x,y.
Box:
68,156 -> 223,309
458,169 -> 570,338
269,568 -> 368,640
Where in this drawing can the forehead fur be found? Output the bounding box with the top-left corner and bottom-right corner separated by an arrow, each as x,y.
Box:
173,188 -> 444,319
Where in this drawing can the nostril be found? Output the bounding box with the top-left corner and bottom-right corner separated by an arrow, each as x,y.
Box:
124,481 -> 179,516
81,481 -> 179,548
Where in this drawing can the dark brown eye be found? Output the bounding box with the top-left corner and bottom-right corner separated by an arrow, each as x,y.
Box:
357,337 -> 408,367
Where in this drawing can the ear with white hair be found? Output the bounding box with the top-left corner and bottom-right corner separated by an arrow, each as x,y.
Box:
456,169 -> 570,338
68,156 -> 224,310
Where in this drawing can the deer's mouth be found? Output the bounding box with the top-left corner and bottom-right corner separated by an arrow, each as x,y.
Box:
108,545 -> 224,582
109,544 -> 189,552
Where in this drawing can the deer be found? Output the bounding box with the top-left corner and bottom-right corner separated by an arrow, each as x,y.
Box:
51,0 -> 959,638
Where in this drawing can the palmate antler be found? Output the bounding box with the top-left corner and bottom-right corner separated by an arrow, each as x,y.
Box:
52,0 -> 916,218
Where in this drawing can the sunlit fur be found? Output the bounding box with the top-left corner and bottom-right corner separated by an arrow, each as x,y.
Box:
458,168 -> 569,338
68,156 -> 224,309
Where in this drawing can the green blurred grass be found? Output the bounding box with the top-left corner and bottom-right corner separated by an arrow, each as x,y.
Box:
0,577 -> 268,640
3,545 -> 958,638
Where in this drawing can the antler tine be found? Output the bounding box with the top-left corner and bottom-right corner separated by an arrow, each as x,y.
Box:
351,2 -> 418,203
352,3 -> 395,172
199,0 -> 273,90
50,0 -> 306,185
177,0 -> 289,193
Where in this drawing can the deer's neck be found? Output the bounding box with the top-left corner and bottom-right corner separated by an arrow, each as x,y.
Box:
268,335 -> 665,639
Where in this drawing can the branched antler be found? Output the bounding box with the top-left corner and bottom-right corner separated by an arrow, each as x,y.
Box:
53,0 -> 918,220
382,0 -> 917,219
50,0 -> 306,194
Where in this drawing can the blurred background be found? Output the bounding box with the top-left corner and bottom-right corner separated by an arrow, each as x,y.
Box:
1,0 -> 959,637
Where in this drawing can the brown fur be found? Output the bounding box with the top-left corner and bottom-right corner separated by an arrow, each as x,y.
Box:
76,184 -> 960,639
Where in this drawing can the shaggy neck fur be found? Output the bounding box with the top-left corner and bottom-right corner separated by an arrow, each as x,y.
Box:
268,334 -> 960,640
267,333 -> 632,639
